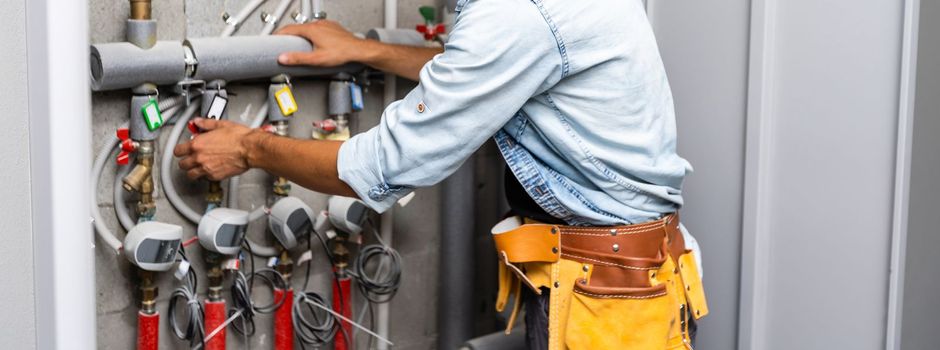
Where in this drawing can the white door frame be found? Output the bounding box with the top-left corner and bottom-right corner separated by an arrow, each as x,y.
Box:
885,0 -> 921,349
26,0 -> 96,348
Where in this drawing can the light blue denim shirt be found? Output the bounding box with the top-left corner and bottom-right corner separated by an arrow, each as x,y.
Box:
338,0 -> 692,226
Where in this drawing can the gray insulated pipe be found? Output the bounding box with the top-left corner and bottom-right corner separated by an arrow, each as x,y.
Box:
90,36 -> 364,91
439,161 -> 476,349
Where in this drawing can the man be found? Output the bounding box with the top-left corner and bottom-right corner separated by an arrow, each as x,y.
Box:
175,0 -> 707,348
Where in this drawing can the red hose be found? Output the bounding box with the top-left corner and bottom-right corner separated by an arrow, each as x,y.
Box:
333,275 -> 353,350
204,300 -> 227,350
137,311 -> 159,350
274,288 -> 294,350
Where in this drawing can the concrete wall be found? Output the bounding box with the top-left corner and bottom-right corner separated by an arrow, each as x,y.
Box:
89,1 -> 439,349
0,0 -> 36,348
900,1 -> 940,349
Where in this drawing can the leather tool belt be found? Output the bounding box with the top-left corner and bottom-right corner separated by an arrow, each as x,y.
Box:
491,213 -> 708,350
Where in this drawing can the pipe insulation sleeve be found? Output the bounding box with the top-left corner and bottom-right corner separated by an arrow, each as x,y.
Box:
90,41 -> 186,91
185,36 -> 362,83
91,135 -> 124,253
137,311 -> 160,350
161,102 -> 204,223
365,29 -> 426,46
114,163 -> 135,232
438,161 -> 476,349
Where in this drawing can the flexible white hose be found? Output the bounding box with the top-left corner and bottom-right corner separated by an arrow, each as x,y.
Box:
222,0 -> 269,37
261,0 -> 296,35
301,0 -> 315,21
114,163 -> 135,231
227,104 -> 269,209
92,134 -> 124,253
161,101 -> 204,223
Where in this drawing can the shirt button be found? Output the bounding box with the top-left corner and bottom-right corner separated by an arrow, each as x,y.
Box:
417,102 -> 426,113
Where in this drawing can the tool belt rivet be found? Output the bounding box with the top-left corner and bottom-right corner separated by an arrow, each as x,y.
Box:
552,247 -> 559,254
551,227 -> 558,235
554,281 -> 560,288
582,265 -> 589,272
612,243 -> 620,252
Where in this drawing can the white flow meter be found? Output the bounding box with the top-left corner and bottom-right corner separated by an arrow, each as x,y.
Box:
328,196 -> 370,235
268,196 -> 314,249
124,221 -> 183,271
198,208 -> 249,255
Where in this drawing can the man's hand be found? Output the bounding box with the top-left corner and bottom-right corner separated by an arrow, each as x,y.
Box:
275,20 -> 443,81
276,20 -> 368,67
174,118 -> 256,181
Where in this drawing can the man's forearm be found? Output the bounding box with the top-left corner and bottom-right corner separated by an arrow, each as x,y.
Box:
243,130 -> 358,198
358,40 -> 443,81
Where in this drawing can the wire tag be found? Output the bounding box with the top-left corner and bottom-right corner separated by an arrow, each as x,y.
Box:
206,95 -> 229,120
297,250 -> 313,265
397,192 -> 416,207
275,86 -> 298,116
174,259 -> 191,280
141,99 -> 164,131
350,83 -> 364,111
222,258 -> 240,271
267,256 -> 279,268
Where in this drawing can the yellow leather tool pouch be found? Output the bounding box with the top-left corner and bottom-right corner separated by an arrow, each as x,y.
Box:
566,281 -> 673,350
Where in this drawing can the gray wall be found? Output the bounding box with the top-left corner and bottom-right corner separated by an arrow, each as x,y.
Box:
653,0 -> 911,349
89,1 -> 439,349
647,1 -> 751,349
0,0 -> 36,348
900,1 -> 940,349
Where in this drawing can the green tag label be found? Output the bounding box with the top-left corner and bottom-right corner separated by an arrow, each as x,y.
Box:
141,99 -> 163,131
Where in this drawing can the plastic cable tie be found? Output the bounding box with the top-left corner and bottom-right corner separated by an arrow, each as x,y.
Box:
267,256 -> 279,268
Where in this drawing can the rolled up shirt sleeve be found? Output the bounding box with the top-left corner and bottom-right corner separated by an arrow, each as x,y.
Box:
337,0 -> 562,212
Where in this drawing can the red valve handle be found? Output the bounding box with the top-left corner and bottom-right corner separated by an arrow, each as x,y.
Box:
313,119 -> 337,132
117,151 -> 131,165
121,139 -> 138,152
416,24 -> 446,41
187,121 -> 201,135
117,128 -> 130,141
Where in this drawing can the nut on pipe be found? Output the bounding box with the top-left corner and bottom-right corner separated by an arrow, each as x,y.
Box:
130,0 -> 152,20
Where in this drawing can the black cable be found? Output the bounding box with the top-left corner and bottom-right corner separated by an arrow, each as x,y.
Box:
229,241 -> 289,339
292,291 -> 340,347
168,249 -> 206,349
353,220 -> 403,304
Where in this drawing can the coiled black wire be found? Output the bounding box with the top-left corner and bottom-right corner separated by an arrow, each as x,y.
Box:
292,291 -> 340,347
168,249 -> 206,349
352,221 -> 402,304
229,241 -> 289,338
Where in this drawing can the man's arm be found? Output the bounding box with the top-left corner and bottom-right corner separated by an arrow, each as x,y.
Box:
275,21 -> 442,81
174,118 -> 358,198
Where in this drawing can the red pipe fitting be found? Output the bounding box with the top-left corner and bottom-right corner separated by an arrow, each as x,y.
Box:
274,288 -> 294,350
137,311 -> 159,350
204,300 -> 227,350
333,275 -> 353,350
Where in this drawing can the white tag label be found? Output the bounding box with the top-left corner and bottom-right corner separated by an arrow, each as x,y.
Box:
297,250 -> 313,265
398,192 -> 416,207
174,259 -> 191,280
207,95 -> 228,120
267,256 -> 279,268
222,258 -> 240,271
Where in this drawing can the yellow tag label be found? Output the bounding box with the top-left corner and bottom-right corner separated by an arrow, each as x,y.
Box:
275,86 -> 298,116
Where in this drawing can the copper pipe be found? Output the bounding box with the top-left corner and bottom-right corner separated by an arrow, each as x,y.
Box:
130,0 -> 152,20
